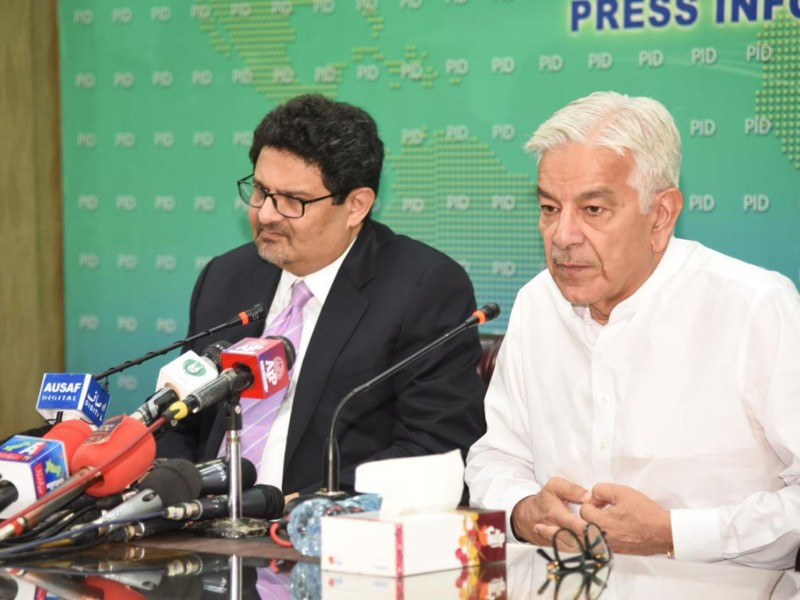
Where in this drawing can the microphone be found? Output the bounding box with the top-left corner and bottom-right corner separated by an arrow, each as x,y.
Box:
166,337 -> 296,420
0,436 -> 67,517
0,573 -> 17,598
163,484 -> 285,521
151,456 -> 257,496
36,372 -> 110,426
465,302 -> 501,326
194,457 -> 257,495
106,517 -> 189,542
220,336 -> 296,401
94,304 -> 267,380
320,302 -> 500,496
0,421 -> 92,517
71,416 -> 157,498
0,415 -> 156,540
44,419 -> 95,457
86,459 -> 203,537
130,342 -> 231,425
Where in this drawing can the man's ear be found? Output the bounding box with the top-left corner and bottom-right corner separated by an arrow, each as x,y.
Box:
345,187 -> 376,228
650,187 -> 683,253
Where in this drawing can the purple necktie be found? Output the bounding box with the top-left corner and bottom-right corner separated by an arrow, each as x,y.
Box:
239,280 -> 313,469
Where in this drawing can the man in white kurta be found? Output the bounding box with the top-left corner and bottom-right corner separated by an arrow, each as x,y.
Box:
465,91 -> 800,569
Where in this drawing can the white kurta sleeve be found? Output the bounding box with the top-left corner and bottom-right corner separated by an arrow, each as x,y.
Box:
673,280 -> 800,568
465,299 -> 541,541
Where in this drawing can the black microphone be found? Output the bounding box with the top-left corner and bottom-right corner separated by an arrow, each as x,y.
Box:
320,302 -> 501,496
94,303 -> 267,380
0,572 -> 17,598
163,484 -> 285,521
194,457 -> 257,496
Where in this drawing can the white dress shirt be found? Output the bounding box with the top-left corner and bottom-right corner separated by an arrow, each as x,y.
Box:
236,240 -> 356,489
465,238 -> 800,568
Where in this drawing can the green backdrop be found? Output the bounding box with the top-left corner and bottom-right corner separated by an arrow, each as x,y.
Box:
60,0 -> 800,416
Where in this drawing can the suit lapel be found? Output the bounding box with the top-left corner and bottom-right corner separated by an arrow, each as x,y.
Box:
240,258 -> 281,338
283,222 -> 379,464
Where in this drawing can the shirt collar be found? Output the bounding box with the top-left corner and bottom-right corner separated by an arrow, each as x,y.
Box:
274,236 -> 358,307
565,237 -> 690,325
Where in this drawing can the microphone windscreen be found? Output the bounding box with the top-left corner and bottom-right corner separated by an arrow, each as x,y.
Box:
245,303 -> 266,322
44,420 -> 93,460
0,574 -> 17,598
253,484 -> 285,519
142,459 -> 203,506
264,335 -> 296,370
481,302 -> 501,321
70,416 -> 156,497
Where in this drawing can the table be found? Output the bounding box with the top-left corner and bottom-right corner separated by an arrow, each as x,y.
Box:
1,532 -> 798,599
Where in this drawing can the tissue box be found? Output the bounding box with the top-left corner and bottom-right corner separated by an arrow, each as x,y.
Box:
322,560 -> 507,599
321,508 -> 506,577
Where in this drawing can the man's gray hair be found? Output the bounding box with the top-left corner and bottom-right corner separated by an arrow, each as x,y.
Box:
525,91 -> 682,212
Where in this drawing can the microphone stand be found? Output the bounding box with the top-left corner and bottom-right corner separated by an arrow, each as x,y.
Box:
94,304 -> 266,380
195,393 -> 268,539
317,303 -> 500,498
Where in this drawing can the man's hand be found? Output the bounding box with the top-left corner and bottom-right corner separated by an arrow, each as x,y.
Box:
511,476 -> 591,547
580,483 -> 672,556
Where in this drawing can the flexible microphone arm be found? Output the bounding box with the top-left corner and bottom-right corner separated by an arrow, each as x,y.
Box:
319,302 -> 500,497
94,304 -> 267,380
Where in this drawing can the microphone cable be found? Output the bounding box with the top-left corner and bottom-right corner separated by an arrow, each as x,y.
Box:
5,491 -> 129,546
0,510 -> 165,561
3,503 -> 99,545
269,521 -> 293,548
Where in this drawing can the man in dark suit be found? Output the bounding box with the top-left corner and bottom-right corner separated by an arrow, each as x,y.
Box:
157,95 -> 486,495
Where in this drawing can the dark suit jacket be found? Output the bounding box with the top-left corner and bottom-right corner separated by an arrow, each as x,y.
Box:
157,220 -> 486,494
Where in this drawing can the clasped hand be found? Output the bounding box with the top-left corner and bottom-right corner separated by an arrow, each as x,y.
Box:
511,477 -> 672,556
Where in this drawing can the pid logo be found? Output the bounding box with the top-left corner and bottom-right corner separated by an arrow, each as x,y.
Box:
117,375 -> 138,391
155,318 -> 177,334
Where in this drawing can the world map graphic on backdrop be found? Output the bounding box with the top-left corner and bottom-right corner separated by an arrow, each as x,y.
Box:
60,0 -> 799,414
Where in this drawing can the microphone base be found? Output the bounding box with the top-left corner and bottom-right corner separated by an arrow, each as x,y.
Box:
314,489 -> 348,500
190,517 -> 268,539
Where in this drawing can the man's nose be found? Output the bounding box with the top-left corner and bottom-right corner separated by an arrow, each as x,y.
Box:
256,197 -> 283,224
551,210 -> 584,248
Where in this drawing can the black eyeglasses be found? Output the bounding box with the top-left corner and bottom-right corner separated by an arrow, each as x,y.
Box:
237,174 -> 341,219
536,523 -> 613,599
536,562 -> 612,600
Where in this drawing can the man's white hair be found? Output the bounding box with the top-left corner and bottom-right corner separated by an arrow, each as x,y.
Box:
525,91 -> 682,213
